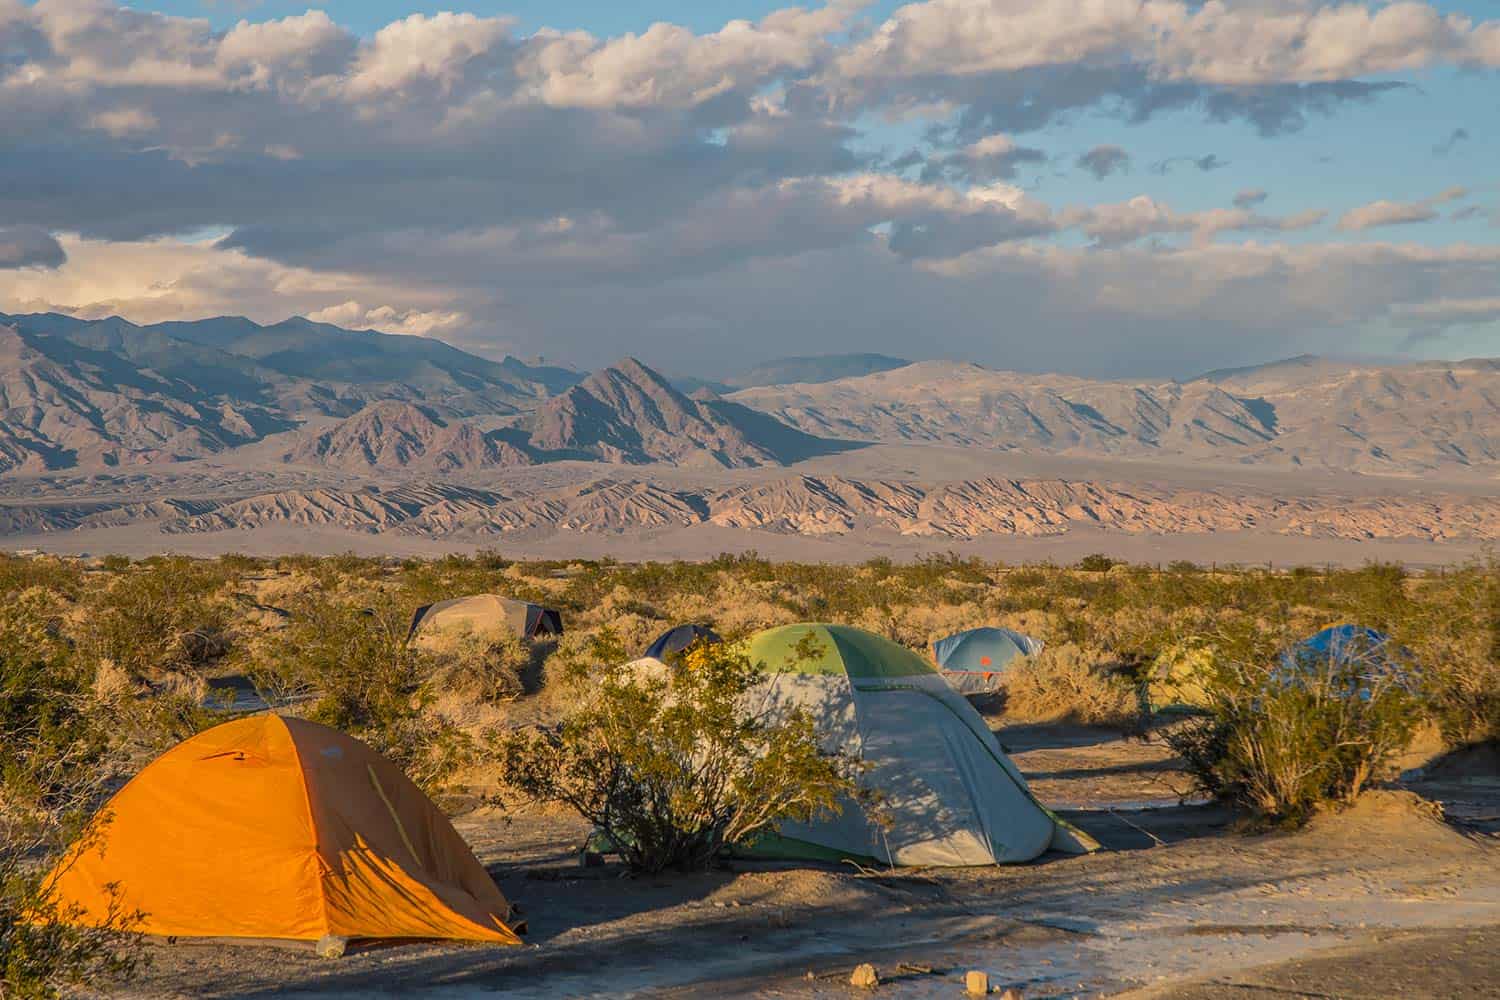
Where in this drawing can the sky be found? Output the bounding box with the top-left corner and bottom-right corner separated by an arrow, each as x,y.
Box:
0,0 -> 1497,378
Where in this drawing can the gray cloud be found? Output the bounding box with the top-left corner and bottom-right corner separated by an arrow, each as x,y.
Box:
1433,127 -> 1470,155
1077,145 -> 1130,180
1233,189 -> 1269,209
1151,153 -> 1230,175
919,134 -> 1048,183
0,227 -> 65,270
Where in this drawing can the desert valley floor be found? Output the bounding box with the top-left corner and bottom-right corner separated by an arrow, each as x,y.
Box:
5,444 -> 1500,568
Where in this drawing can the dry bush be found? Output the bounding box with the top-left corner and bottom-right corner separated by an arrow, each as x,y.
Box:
1397,565 -> 1500,745
1002,642 -> 1140,727
426,631 -> 530,707
660,574 -> 792,635
1164,620 -> 1422,825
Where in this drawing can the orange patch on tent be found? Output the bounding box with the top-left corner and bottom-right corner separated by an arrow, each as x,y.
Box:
979,656 -> 992,666
44,716 -> 521,945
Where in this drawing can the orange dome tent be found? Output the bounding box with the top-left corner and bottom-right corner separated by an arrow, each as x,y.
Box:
45,715 -> 522,946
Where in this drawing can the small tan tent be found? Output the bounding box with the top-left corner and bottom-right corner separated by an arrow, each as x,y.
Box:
407,594 -> 562,646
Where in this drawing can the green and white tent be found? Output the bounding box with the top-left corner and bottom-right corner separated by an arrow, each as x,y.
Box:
738,624 -> 1094,867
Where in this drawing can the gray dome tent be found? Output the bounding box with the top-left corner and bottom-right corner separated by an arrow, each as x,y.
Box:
932,627 -> 1044,696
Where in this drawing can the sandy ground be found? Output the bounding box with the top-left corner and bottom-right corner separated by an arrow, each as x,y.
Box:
110,722 -> 1500,1000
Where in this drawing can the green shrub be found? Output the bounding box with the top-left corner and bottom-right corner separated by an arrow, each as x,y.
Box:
1,591 -> 143,999
1077,553 -> 1118,573
1164,621 -> 1422,825
492,634 -> 853,873
76,558 -> 232,682
1398,561 -> 1500,745
259,596 -> 471,794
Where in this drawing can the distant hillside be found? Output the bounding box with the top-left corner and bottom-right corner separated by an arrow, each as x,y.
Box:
0,311 -> 584,475
0,312 -> 579,417
724,353 -> 911,389
0,321 -> 292,474
285,401 -> 532,473
527,358 -> 846,468
730,357 -> 1500,476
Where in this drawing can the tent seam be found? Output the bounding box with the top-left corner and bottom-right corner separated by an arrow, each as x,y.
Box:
281,715 -> 333,939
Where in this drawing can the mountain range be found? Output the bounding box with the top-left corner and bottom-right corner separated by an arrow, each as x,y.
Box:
729,356 -> 1500,476
2,310 -> 1498,480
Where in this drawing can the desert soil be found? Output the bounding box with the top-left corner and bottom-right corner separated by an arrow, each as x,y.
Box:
107,724 -> 1500,1000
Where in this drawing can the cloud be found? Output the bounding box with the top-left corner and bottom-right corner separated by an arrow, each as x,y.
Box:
1336,187 -> 1469,231
919,132 -> 1048,182
1151,153 -> 1229,175
1077,145 -> 1129,180
0,227 -> 66,270
305,301 -> 469,338
1391,297 -> 1500,329
9,231 -> 1500,378
1233,189 -> 1269,209
0,232 -> 475,339
827,0 -> 1500,134
1062,196 -> 1324,249
1,1 -> 1498,374
1433,127 -> 1470,155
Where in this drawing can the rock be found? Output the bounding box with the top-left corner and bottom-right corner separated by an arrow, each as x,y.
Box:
849,963 -> 879,988
999,989 -> 1024,1000
314,935 -> 347,959
965,970 -> 990,996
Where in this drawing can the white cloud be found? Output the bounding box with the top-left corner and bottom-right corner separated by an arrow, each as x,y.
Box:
0,233 -> 461,329
834,0 -> 1500,87
1062,195 -> 1325,248
344,12 -> 511,99
306,300 -> 469,337
1336,187 -> 1468,231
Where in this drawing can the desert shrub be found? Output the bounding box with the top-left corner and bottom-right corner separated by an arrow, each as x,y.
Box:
427,631 -> 530,705
1398,561 -> 1500,745
259,596 -> 471,794
1076,553 -> 1118,573
1001,642 -> 1141,726
0,557 -> 82,601
1,591 -> 143,999
75,558 -> 233,682
492,634 -> 853,873
1164,621 -> 1422,825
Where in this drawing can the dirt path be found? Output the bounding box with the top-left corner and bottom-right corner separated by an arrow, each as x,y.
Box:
112,727 -> 1500,999
1117,925 -> 1500,999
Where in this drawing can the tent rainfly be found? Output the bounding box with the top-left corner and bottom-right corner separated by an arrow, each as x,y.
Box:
643,623 -> 722,661
932,627 -> 1044,695
45,715 -> 523,945
1282,624 -> 1417,697
736,623 -> 1094,866
407,594 -> 562,645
